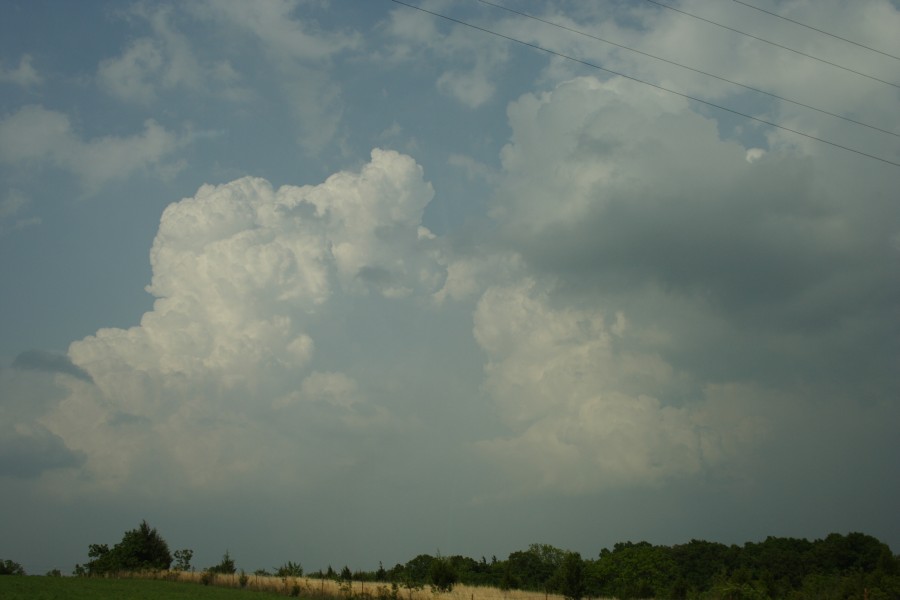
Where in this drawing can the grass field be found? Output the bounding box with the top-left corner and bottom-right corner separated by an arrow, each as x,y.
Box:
0,575 -> 291,600
0,574 -> 574,600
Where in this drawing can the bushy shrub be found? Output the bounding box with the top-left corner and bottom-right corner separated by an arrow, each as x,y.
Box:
377,582 -> 401,600
276,561 -> 304,577
209,551 -> 236,574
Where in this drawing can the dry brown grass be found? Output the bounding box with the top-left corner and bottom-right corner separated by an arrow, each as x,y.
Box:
133,571 -> 574,600
438,583 -> 567,600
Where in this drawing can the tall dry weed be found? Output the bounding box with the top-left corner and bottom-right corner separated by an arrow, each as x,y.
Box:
131,571 -> 576,600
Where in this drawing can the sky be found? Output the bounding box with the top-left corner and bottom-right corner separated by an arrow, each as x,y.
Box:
1,0 -> 899,576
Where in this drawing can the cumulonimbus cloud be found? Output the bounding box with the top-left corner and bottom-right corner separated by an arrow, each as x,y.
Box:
471,279 -> 768,494
465,68 -> 900,495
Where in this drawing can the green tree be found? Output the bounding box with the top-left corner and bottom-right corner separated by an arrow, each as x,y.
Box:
119,521 -> 171,571
739,536 -> 813,597
499,560 -> 518,591
404,554 -> 435,585
553,552 -> 585,600
590,541 -> 678,599
507,544 -> 566,591
0,559 -> 26,575
429,555 -> 459,593
173,548 -> 193,571
85,521 -> 172,575
86,543 -> 113,575
209,551 -> 236,574
812,532 -> 895,575
669,539 -> 735,598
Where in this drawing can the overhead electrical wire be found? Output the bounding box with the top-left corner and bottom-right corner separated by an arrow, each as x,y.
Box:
476,0 -> 899,139
731,0 -> 900,62
387,0 -> 900,169
642,0 -> 900,90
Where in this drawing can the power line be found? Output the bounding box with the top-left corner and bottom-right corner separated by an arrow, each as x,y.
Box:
732,0 -> 900,62
387,0 -> 900,169
476,0 -> 899,139
642,0 -> 900,90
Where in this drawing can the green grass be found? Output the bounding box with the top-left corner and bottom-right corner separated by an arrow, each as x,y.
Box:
0,576 -> 297,600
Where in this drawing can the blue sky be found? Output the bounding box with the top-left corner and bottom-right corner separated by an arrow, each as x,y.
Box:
1,0 -> 899,576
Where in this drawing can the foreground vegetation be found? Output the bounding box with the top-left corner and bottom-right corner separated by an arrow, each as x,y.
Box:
4,521 -> 899,599
301,535 -> 900,600
0,575 -> 290,600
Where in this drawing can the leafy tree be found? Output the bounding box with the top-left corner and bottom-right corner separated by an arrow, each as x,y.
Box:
376,561 -> 388,581
85,521 -> 172,575
446,555 -> 495,587
739,536 -> 814,597
507,544 -> 566,591
428,555 -> 459,593
499,560 -> 518,591
404,554 -> 435,584
86,543 -> 113,575
0,559 -> 26,575
341,565 -> 352,581
553,552 -> 585,600
115,521 -> 172,571
669,538 -> 735,598
589,541 -> 678,599
173,548 -> 193,571
812,532 -> 895,575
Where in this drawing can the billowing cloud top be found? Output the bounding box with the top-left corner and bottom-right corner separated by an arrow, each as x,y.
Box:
39,149 -> 443,493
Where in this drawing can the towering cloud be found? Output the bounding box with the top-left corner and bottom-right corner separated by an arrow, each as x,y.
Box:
467,73 -> 900,495
33,149 -> 443,494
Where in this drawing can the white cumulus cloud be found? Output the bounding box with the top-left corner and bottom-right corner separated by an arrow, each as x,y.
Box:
31,149 -> 443,495
0,105 -> 191,193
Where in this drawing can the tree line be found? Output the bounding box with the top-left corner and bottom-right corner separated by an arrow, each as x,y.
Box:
6,521 -> 898,599
370,536 -> 899,600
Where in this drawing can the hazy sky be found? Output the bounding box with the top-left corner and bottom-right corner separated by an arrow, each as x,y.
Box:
1,0 -> 899,576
